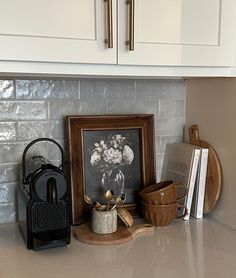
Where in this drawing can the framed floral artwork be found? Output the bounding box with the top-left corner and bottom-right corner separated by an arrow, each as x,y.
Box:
66,115 -> 156,225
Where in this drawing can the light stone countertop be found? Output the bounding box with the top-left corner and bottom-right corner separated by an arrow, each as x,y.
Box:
0,217 -> 236,278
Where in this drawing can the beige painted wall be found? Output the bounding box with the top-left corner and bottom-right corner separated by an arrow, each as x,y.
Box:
185,78 -> 236,230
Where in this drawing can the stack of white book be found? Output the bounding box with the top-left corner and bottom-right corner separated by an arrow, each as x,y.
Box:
161,143 -> 209,220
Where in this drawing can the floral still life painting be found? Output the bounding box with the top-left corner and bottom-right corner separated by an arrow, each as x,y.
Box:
83,129 -> 142,204
66,114 -> 155,224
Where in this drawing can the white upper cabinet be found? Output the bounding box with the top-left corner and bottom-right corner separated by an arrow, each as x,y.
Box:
118,0 -> 236,66
0,0 -> 117,64
0,0 -> 235,74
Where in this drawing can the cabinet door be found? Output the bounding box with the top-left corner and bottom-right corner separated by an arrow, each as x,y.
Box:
118,0 -> 236,66
0,0 -> 116,64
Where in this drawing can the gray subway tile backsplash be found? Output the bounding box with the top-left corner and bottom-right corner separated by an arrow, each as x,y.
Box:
136,80 -> 185,100
107,99 -> 156,114
0,183 -> 17,223
0,163 -> 18,184
16,79 -> 80,100
0,101 -> 47,120
156,153 -> 165,172
0,122 -> 17,142
0,78 -> 185,223
159,100 -> 185,117
48,99 -> 106,119
16,80 -> 53,99
80,79 -> 135,100
17,121 -> 50,141
155,117 -> 185,136
0,80 -> 15,99
0,143 -> 26,163
49,120 -> 65,140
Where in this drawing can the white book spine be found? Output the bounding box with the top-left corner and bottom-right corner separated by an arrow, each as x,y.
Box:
184,149 -> 200,220
195,149 -> 209,218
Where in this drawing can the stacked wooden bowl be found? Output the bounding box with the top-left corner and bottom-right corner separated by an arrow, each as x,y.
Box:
139,180 -> 187,226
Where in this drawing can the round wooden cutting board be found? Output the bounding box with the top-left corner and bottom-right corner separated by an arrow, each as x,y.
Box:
74,223 -> 154,245
189,125 -> 222,214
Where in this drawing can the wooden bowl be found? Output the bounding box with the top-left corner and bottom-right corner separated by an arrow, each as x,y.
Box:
142,201 -> 178,226
139,180 -> 177,205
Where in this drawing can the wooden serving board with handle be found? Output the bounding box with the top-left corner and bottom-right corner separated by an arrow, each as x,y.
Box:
188,125 -> 222,214
74,223 -> 154,246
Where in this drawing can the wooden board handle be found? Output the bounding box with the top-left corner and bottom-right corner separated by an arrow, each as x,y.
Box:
127,224 -> 154,238
188,124 -> 201,146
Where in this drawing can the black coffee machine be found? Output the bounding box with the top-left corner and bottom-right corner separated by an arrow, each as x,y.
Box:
18,138 -> 71,250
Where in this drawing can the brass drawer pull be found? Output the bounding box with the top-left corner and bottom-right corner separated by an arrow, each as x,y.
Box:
126,0 -> 134,51
104,0 -> 113,48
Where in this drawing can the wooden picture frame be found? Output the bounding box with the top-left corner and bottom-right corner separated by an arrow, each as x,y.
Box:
66,115 -> 156,225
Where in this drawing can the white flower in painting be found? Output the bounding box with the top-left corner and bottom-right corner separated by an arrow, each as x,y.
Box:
103,148 -> 122,164
100,140 -> 107,150
90,151 -> 101,166
90,133 -> 134,172
123,145 -> 134,165
95,146 -> 103,153
116,134 -> 121,140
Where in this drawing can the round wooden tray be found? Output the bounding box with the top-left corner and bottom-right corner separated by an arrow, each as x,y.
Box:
74,223 -> 154,245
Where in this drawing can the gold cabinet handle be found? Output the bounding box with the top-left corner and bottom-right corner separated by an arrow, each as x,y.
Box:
104,0 -> 113,48
126,0 -> 134,51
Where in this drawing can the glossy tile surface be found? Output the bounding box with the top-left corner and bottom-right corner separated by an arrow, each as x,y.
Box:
0,218 -> 236,278
0,78 -> 185,223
